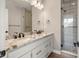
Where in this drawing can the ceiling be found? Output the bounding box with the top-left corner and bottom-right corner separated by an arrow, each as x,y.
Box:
7,0 -> 32,11
61,0 -> 77,14
62,0 -> 77,4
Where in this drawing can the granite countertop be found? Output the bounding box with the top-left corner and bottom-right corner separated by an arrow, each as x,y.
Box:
5,33 -> 54,52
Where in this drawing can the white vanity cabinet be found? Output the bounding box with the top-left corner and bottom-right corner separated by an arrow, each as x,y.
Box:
31,35 -> 53,58
8,45 -> 32,58
32,40 -> 51,58
7,34 -> 53,58
32,44 -> 45,58
20,52 -> 31,58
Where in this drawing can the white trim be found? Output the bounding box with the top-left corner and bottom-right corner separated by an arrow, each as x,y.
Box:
61,50 -> 77,57
53,50 -> 61,54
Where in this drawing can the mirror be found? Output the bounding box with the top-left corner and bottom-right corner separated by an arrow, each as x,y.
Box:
6,0 -> 32,36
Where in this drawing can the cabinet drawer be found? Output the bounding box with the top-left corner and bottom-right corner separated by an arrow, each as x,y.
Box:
20,52 -> 31,58
32,40 -> 51,58
32,45 -> 44,58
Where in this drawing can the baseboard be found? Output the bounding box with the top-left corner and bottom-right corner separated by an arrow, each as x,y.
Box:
61,50 -> 77,57
53,50 -> 61,54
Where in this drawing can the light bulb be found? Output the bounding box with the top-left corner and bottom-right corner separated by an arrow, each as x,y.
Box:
38,4 -> 44,10
31,0 -> 37,5
37,2 -> 41,7
31,0 -> 44,10
35,2 -> 40,7
41,4 -> 44,9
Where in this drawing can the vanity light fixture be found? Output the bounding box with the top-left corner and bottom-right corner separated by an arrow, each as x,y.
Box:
31,0 -> 37,6
39,4 -> 44,10
35,2 -> 40,7
31,0 -> 44,10
36,2 -> 44,10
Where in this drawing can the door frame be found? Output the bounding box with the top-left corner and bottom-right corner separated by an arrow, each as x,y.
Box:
77,0 -> 79,58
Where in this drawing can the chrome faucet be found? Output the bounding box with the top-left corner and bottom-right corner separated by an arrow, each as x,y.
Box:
18,33 -> 25,38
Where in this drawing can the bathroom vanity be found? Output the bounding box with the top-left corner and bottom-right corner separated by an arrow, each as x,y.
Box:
2,0 -> 54,58
6,33 -> 54,58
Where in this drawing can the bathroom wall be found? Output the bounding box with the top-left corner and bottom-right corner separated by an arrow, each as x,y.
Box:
43,0 -> 61,53
32,0 -> 61,53
32,6 -> 44,31
0,0 -> 8,50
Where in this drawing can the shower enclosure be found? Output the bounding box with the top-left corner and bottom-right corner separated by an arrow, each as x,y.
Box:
61,0 -> 77,54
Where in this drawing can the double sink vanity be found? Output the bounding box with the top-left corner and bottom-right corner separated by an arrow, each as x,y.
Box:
4,0 -> 54,58
5,33 -> 54,58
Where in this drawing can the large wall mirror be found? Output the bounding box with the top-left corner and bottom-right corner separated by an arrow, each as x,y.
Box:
6,0 -> 32,36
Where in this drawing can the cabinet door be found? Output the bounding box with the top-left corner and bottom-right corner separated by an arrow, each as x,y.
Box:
8,44 -> 32,58
43,39 -> 51,57
20,52 -> 31,58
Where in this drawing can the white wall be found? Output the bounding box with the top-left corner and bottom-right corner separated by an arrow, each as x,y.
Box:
43,0 -> 61,52
32,0 -> 61,52
0,0 -> 8,50
32,6 -> 44,31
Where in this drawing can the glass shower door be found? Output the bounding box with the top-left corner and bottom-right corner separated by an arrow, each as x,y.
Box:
62,15 -> 77,54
